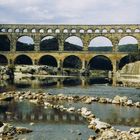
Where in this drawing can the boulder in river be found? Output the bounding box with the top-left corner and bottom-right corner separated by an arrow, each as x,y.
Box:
0,123 -> 33,137
0,96 -> 14,101
0,123 -> 16,136
112,95 -> 128,105
16,127 -> 33,134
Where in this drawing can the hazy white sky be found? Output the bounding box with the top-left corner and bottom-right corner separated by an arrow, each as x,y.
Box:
0,0 -> 139,24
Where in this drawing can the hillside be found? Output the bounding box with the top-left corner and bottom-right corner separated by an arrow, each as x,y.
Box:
118,44 -> 138,52
64,42 -> 82,51
40,38 -> 58,51
16,41 -> 34,51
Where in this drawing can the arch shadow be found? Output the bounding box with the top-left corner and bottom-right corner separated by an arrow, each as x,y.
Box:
63,55 -> 82,69
14,55 -> 33,65
0,54 -> 8,65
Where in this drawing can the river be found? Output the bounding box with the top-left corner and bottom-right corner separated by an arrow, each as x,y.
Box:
0,76 -> 140,140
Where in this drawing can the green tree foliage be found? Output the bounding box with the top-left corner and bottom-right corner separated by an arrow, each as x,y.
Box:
128,51 -> 140,62
118,44 -> 138,52
40,38 -> 58,51
88,46 -> 112,51
16,41 -> 34,51
64,42 -> 82,51
63,56 -> 82,69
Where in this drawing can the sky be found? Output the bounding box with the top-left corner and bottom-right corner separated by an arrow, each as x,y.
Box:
0,0 -> 140,24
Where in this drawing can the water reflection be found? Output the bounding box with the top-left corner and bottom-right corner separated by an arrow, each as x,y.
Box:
0,101 -> 85,124
88,77 -> 112,85
1,76 -> 140,102
0,100 -> 139,127
63,78 -> 82,86
0,101 -> 93,140
62,102 -> 140,127
0,76 -> 111,91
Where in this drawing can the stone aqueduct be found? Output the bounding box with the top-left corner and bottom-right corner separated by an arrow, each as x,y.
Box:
0,24 -> 140,84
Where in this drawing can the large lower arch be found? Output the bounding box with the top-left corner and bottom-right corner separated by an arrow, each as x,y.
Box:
0,54 -> 8,65
0,35 -> 10,51
38,55 -> 57,67
14,55 -> 33,65
88,55 -> 113,70
63,55 -> 82,69
119,55 -> 137,69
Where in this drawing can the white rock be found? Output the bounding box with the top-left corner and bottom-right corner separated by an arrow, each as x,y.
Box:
119,96 -> 128,103
19,96 -> 24,100
112,95 -> 120,104
29,99 -> 38,104
112,100 -> 120,104
81,107 -> 88,112
130,127 -> 140,134
85,98 -> 92,104
99,98 -> 107,103
113,95 -> 121,101
127,100 -> 133,106
91,119 -> 111,130
135,102 -> 140,107
29,122 -> 34,126
91,97 -> 98,101
44,102 -> 51,106
57,93 -> 64,97
90,118 -> 100,125
83,111 -> 92,116
106,98 -> 113,103
67,107 -> 75,112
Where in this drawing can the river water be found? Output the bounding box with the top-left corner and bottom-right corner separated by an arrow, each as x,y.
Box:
0,76 -> 140,140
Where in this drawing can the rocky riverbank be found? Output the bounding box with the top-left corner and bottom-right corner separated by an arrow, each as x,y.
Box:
118,79 -> 140,88
0,121 -> 32,139
0,91 -> 140,140
117,61 -> 140,88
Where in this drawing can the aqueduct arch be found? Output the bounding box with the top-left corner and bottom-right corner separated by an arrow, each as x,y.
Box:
0,35 -> 10,51
63,55 -> 82,69
38,55 -> 58,67
0,54 -> 8,65
0,23 -> 140,86
64,36 -> 83,51
88,36 -> 113,52
118,36 -> 138,52
14,55 -> 33,65
118,53 -> 140,70
16,36 -> 35,51
40,36 -> 59,51
88,55 -> 113,70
